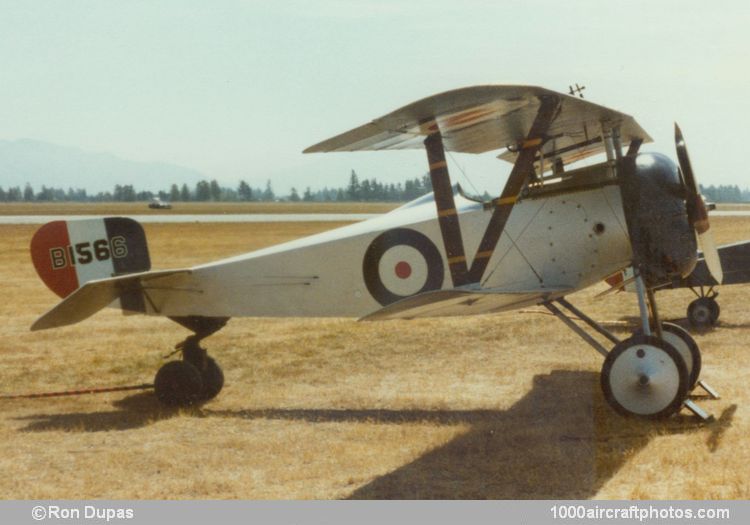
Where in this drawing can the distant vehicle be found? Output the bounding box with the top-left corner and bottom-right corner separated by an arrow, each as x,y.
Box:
148,198 -> 172,210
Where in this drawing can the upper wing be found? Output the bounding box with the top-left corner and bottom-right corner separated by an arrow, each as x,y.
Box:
31,269 -> 192,331
360,286 -> 572,321
304,85 -> 651,168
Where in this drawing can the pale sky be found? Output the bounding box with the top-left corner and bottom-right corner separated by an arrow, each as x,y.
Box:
1,0 -> 748,193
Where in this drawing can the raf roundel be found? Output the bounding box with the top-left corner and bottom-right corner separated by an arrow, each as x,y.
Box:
362,228 -> 445,306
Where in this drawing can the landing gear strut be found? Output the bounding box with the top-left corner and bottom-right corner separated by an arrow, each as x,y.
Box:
154,335 -> 224,407
545,272 -> 718,421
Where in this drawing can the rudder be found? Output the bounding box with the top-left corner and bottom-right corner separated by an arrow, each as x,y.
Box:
30,217 -> 151,299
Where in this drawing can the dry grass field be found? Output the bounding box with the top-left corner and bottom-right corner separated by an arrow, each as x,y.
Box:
1,217 -> 749,500
716,203 -> 750,212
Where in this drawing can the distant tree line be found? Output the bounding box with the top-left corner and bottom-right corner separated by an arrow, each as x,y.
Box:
0,170 -> 440,203
3,176 -> 749,204
699,184 -> 750,203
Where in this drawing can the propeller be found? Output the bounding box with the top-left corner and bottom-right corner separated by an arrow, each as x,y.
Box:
675,123 -> 723,284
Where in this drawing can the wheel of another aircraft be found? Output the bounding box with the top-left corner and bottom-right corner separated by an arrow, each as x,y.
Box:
199,357 -> 224,401
154,360 -> 203,407
601,335 -> 688,419
687,297 -> 719,327
635,322 -> 701,390
709,298 -> 720,323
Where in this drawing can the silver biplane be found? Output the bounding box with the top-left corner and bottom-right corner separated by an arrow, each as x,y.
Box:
29,85 -> 725,419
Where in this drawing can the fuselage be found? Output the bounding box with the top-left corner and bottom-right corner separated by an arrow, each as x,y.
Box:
142,166 -> 634,319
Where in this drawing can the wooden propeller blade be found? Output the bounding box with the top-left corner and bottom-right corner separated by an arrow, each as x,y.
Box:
675,123 -> 698,194
676,123 -> 722,283
699,229 -> 724,284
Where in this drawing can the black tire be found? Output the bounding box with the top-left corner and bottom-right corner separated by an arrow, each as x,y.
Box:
635,322 -> 702,390
601,335 -> 688,419
200,357 -> 224,401
687,297 -> 717,327
154,360 -> 203,407
660,322 -> 702,390
708,297 -> 720,324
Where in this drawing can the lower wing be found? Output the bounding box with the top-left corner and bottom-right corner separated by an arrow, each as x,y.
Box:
360,286 -> 573,321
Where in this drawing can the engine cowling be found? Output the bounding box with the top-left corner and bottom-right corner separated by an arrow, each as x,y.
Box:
618,152 -> 697,287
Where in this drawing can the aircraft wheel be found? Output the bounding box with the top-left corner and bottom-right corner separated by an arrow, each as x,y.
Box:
182,343 -> 224,402
199,357 -> 224,401
687,297 -> 719,327
635,322 -> 702,390
709,298 -> 720,323
601,335 -> 688,419
154,360 -> 203,407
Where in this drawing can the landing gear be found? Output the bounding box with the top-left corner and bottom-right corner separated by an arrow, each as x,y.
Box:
154,360 -> 203,407
687,295 -> 719,328
199,358 -> 225,401
636,322 -> 701,390
601,335 -> 688,419
153,335 -> 224,407
545,272 -> 718,421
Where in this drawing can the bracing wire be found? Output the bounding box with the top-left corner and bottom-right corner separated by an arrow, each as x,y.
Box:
446,149 -> 483,198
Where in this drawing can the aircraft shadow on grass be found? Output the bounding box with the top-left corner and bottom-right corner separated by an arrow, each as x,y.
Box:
16,370 -> 729,498
204,370 -> 707,499
15,392 -> 180,433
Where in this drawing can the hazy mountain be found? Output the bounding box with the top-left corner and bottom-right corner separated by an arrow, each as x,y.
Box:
0,139 -> 205,193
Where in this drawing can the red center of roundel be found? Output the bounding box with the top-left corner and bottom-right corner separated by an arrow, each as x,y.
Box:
395,261 -> 412,279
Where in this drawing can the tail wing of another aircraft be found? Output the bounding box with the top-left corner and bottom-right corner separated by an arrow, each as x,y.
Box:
677,240 -> 750,288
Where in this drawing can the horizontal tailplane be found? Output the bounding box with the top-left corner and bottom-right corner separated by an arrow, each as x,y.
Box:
31,269 -> 192,331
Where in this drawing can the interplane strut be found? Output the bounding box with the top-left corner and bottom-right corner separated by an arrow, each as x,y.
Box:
424,95 -> 561,286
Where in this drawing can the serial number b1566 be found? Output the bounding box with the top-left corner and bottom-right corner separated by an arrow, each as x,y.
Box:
50,236 -> 128,269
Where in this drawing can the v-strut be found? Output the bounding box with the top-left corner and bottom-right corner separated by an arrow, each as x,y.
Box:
424,95 -> 560,286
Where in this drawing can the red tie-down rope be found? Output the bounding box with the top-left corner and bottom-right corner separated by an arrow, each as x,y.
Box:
0,383 -> 153,400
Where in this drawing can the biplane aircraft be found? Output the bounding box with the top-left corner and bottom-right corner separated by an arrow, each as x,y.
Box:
30,85 -> 729,420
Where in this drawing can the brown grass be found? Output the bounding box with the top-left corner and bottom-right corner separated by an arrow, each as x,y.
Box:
715,203 -> 750,212
0,201 -> 399,216
0,217 -> 749,499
